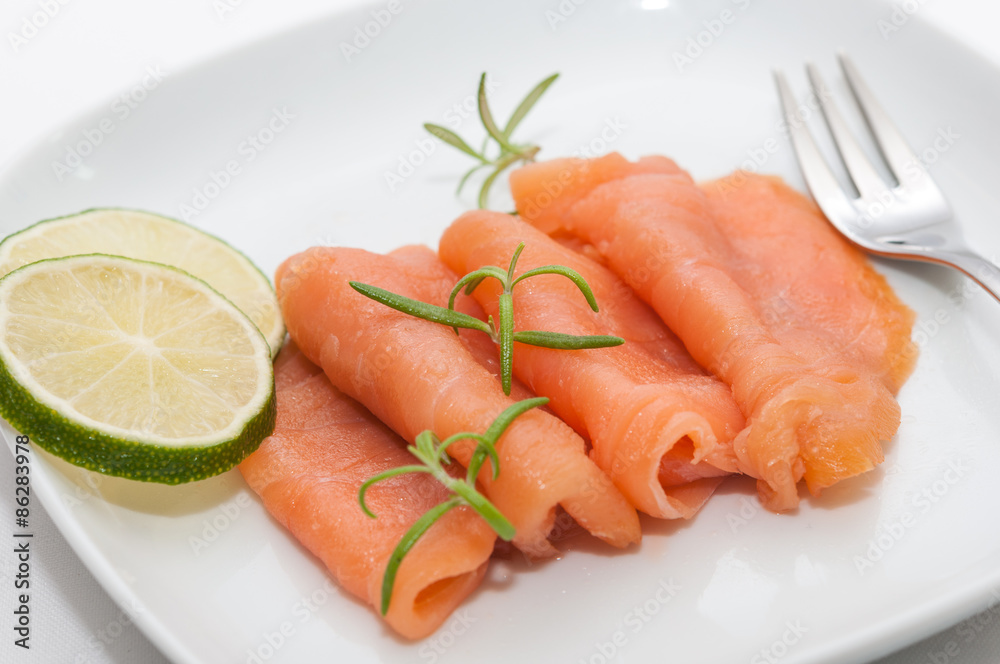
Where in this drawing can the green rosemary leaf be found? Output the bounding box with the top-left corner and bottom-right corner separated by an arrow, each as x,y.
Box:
498,293 -> 514,395
477,172 -> 498,210
450,267 -> 506,310
464,436 -> 499,484
350,281 -> 492,335
433,430 -> 499,485
380,496 -> 462,614
463,275 -> 488,295
457,163 -> 490,195
503,73 -> 559,140
451,481 -> 515,541
477,73 -> 515,152
506,242 -> 526,283
447,268 -> 506,335
511,265 -> 601,311
358,465 -> 434,518
481,397 -> 549,446
436,431 -> 482,460
513,330 -> 625,349
424,123 -> 487,162
464,397 -> 549,484
411,430 -> 442,466
477,151 -> 525,209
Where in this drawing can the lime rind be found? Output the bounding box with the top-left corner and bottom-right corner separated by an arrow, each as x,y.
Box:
0,355 -> 276,483
0,207 -> 285,359
0,254 -> 277,484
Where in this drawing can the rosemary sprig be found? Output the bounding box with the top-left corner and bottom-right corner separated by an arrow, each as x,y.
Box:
350,243 -> 623,396
425,72 -> 559,209
359,397 -> 547,615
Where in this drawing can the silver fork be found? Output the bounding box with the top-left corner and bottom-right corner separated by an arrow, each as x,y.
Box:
774,54 -> 1000,303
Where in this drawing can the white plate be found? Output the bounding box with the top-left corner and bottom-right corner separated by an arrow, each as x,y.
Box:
3,1 -> 1000,662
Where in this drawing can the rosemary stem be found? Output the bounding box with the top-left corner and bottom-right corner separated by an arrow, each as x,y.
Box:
380,496 -> 462,614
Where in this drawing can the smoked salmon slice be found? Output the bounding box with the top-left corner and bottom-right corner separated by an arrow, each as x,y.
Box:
511,153 -> 916,512
275,246 -> 641,557
439,211 -> 745,519
238,342 -> 495,640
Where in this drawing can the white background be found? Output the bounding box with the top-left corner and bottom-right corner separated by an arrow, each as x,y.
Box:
1,1 -> 1000,662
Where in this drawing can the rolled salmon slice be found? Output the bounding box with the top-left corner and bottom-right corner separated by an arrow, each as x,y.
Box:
439,211 -> 745,519
238,342 -> 495,640
511,154 -> 915,512
276,246 -> 640,557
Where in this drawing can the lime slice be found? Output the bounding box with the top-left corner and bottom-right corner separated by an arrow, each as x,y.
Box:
0,208 -> 284,358
0,254 -> 276,483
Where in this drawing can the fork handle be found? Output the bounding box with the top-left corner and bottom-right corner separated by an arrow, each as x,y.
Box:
929,249 -> 1000,304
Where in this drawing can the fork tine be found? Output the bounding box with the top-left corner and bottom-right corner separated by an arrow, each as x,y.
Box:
773,70 -> 857,226
837,54 -> 936,190
806,63 -> 888,201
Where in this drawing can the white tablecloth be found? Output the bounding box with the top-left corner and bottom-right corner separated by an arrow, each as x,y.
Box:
2,1 -> 1000,662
